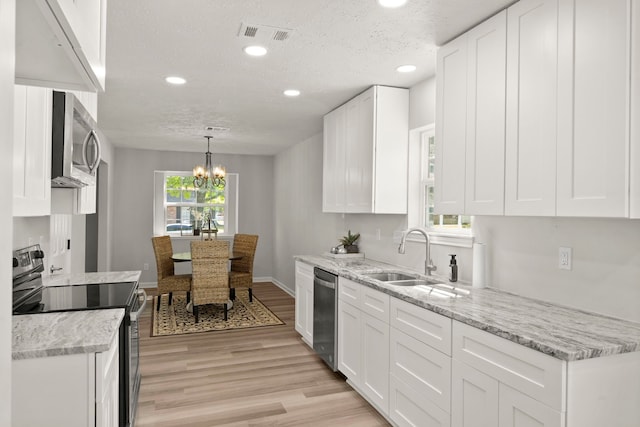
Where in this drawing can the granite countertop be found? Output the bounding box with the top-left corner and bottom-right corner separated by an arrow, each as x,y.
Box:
42,270 -> 141,287
295,255 -> 640,362
13,309 -> 124,360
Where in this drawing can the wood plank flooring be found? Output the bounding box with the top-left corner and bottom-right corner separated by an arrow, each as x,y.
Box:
137,282 -> 390,426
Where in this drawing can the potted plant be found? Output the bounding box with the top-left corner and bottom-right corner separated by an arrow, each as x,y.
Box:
339,230 -> 360,253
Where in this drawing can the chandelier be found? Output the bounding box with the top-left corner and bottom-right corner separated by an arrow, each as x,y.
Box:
193,135 -> 226,188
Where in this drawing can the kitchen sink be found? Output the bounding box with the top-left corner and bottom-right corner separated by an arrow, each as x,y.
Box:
363,272 -> 419,282
414,282 -> 470,298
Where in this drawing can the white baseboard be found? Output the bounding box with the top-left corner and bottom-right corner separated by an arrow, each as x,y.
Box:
270,278 -> 294,297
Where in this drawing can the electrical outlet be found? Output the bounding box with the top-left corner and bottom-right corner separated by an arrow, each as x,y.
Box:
559,247 -> 572,270
143,263 -> 149,271
376,229 -> 381,241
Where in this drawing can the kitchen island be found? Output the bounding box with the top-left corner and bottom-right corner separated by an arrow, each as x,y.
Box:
12,309 -> 123,427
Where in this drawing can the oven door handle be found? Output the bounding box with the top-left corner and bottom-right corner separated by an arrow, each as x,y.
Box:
130,288 -> 147,322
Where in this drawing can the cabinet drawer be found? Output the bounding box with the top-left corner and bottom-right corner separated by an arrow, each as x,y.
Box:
338,277 -> 361,307
390,328 -> 451,413
390,298 -> 452,355
453,321 -> 566,411
360,285 -> 389,322
389,374 -> 450,427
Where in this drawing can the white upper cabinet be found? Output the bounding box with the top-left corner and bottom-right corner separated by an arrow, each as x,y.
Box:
435,34 -> 468,215
322,85 -> 409,214
13,85 -> 52,217
465,11 -> 507,215
322,107 -> 347,212
504,0 -> 558,216
556,0 -> 630,217
436,11 -> 506,216
15,0 -> 107,92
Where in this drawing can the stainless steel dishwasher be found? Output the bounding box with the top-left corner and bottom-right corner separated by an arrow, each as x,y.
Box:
313,267 -> 338,371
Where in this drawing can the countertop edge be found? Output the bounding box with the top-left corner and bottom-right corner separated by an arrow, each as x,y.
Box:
294,255 -> 640,362
12,309 -> 125,360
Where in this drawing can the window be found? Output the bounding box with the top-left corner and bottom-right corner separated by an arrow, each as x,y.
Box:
153,171 -> 238,237
408,124 -> 472,247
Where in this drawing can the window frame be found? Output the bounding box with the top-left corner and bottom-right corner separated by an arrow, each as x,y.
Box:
407,124 -> 474,248
153,171 -> 239,238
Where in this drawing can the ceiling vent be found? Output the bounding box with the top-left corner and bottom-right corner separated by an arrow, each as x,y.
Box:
238,22 -> 293,42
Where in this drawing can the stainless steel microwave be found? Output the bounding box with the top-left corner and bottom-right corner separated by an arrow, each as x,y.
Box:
51,91 -> 101,188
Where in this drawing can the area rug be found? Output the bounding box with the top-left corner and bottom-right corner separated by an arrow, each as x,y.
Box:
151,291 -> 284,337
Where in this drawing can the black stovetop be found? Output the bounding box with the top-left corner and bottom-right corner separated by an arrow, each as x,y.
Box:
13,281 -> 137,315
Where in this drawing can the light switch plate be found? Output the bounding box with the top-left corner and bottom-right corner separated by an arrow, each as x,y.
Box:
559,247 -> 572,270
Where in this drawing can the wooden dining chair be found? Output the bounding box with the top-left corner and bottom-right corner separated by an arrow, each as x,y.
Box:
229,234 -> 259,302
151,236 -> 192,311
191,240 -> 230,322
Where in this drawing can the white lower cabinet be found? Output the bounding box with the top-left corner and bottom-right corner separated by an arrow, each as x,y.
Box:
389,374 -> 451,427
294,261 -> 314,347
12,332 -> 119,427
498,384 -> 563,427
389,298 -> 452,426
451,358 -> 499,427
332,276 -> 640,426
361,312 -> 390,412
337,277 -> 390,415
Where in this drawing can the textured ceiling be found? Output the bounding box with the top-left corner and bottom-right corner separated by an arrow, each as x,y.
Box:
99,0 -> 514,156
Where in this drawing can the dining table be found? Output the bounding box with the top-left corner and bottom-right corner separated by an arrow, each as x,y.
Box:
171,251 -> 243,312
171,251 -> 243,262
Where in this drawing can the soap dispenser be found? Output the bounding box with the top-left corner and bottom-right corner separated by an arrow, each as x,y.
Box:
449,254 -> 458,282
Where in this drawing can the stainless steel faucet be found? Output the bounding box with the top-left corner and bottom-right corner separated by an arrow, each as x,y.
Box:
398,227 -> 437,276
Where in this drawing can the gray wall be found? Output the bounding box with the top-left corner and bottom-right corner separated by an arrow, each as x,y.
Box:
273,76 -> 640,322
111,147 -> 274,285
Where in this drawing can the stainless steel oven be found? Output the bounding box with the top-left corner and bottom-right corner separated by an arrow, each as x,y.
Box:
12,244 -> 145,427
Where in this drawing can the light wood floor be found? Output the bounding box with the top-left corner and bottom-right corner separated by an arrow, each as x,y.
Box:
137,282 -> 390,426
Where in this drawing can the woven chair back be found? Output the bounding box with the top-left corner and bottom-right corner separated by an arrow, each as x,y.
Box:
151,235 -> 175,280
231,234 -> 259,274
190,240 -> 229,305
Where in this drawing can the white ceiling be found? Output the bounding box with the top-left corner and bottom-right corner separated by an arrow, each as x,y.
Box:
98,0 -> 513,156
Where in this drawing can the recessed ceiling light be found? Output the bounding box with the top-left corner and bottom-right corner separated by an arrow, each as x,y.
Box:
244,45 -> 268,57
283,89 -> 300,97
396,64 -> 417,73
378,0 -> 407,8
165,76 -> 186,85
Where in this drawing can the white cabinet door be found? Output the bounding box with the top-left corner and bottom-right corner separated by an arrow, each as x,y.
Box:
505,0 -> 558,216
464,11 -> 507,215
556,0 -> 630,217
294,261 -> 314,346
345,88 -> 374,213
361,312 -> 390,414
322,107 -> 346,212
337,299 -> 361,384
389,375 -> 451,427
452,359 -> 500,427
95,334 -> 119,427
498,384 -> 563,427
13,85 -> 52,217
435,33 -> 468,215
